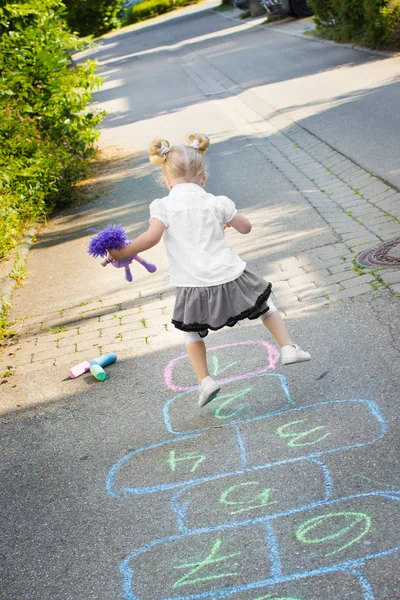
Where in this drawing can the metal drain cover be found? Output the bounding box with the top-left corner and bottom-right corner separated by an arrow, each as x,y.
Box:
356,237 -> 400,269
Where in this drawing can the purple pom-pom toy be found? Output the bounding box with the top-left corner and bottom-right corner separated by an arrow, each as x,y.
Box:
88,224 -> 157,283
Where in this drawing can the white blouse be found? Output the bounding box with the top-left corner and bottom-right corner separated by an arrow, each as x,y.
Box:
149,183 -> 246,287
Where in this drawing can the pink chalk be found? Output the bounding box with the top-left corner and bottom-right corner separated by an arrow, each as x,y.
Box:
69,361 -> 90,378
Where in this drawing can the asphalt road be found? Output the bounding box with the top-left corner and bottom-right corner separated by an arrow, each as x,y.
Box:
1,5 -> 400,600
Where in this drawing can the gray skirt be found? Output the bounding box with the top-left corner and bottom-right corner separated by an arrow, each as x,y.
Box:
172,269 -> 272,338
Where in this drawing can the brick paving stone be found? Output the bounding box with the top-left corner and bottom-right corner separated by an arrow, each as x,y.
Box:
341,273 -> 376,289
17,360 -> 56,373
341,234 -> 380,245
288,269 -> 330,287
390,283 -> 400,294
323,270 -> 358,285
55,351 -> 93,368
284,297 -> 329,316
19,314 -> 49,327
7,352 -> 33,366
272,267 -> 304,280
318,283 -> 343,295
380,270 -> 400,284
329,283 -> 374,301
33,344 -> 77,362
76,339 -> 102,353
328,262 -> 355,274
95,318 -> 124,332
76,329 -> 103,342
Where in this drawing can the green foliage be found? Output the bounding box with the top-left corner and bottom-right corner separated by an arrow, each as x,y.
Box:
310,0 -> 400,48
309,0 -> 339,27
364,0 -> 400,46
63,0 -> 125,37
126,0 -> 200,24
0,0 -> 104,261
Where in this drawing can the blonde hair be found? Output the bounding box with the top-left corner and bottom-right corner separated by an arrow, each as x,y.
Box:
148,133 -> 210,183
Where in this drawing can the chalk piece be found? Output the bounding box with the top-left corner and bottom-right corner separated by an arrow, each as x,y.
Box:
89,362 -> 106,381
69,361 -> 90,378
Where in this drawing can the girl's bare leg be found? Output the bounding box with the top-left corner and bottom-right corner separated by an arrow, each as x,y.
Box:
261,311 -> 292,348
186,341 -> 209,383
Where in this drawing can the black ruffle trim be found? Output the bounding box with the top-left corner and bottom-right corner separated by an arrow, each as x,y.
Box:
172,283 -> 272,338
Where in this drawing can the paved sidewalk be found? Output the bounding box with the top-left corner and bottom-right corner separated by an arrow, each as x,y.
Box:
2,32 -> 400,386
1,7 -> 400,600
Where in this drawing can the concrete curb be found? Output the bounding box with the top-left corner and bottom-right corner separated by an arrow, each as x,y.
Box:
0,228 -> 36,321
213,10 -> 398,59
268,24 -> 398,59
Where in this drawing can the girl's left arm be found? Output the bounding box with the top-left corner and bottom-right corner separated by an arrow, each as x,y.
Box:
108,218 -> 165,261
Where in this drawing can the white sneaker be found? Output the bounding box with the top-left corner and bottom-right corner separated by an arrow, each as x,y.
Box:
281,344 -> 311,365
198,376 -> 221,408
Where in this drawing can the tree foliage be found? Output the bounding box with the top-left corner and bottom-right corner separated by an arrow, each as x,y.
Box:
310,0 -> 400,48
0,0 -> 103,260
62,0 -> 125,37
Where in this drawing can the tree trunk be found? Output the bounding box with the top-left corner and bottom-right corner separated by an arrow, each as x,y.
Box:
250,0 -> 265,16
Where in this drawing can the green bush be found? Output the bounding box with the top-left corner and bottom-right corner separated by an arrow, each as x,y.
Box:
0,0 -> 103,261
337,0 -> 364,40
63,0 -> 125,37
364,0 -> 400,46
126,0 -> 200,24
309,0 -> 339,27
310,0 -> 400,48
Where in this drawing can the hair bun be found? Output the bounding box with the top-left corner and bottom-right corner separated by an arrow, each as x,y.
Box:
148,138 -> 170,164
188,133 -> 210,153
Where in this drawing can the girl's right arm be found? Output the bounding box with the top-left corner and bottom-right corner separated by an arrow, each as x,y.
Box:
227,214 -> 252,234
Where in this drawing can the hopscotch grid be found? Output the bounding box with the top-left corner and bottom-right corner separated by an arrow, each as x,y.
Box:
170,458 -> 330,531
112,398 -> 386,497
163,341 -> 280,393
234,424 -> 247,468
264,520 -> 282,579
106,434 -> 200,497
348,569 -> 375,600
163,373 -> 292,436
110,342 -> 396,600
120,491 -> 400,600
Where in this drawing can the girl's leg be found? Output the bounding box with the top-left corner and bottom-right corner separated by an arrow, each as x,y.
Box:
186,340 -> 209,383
261,311 -> 292,348
261,299 -> 311,364
183,331 -> 221,407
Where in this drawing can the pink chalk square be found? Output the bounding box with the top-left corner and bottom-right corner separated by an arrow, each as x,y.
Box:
164,340 -> 280,391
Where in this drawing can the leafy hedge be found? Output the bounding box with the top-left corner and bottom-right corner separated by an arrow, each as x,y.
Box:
310,0 -> 400,48
126,0 -> 200,24
0,0 -> 103,261
62,0 -> 125,37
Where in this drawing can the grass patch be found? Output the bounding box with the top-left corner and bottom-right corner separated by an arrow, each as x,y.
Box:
45,326 -> 68,335
214,2 -> 234,11
9,256 -> 27,286
125,0 -> 202,24
263,13 -> 287,23
240,9 -> 251,18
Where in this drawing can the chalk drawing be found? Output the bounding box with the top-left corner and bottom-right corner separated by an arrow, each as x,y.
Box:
172,460 -> 331,532
214,388 -> 253,420
295,512 -> 371,556
172,538 -> 240,589
104,340 -> 398,600
167,450 -> 206,473
219,482 -> 278,515
220,571 -> 372,599
164,341 -> 280,391
163,374 -> 292,436
275,420 -> 330,448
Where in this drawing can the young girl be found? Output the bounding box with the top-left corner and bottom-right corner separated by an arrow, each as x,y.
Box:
109,133 -> 311,407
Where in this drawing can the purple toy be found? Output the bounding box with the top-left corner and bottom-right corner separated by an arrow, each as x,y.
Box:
88,225 -> 157,282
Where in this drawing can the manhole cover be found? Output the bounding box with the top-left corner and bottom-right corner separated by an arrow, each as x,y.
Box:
356,237 -> 400,269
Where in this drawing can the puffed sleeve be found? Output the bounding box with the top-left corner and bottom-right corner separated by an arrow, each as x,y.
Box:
149,198 -> 168,228
217,195 -> 238,224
